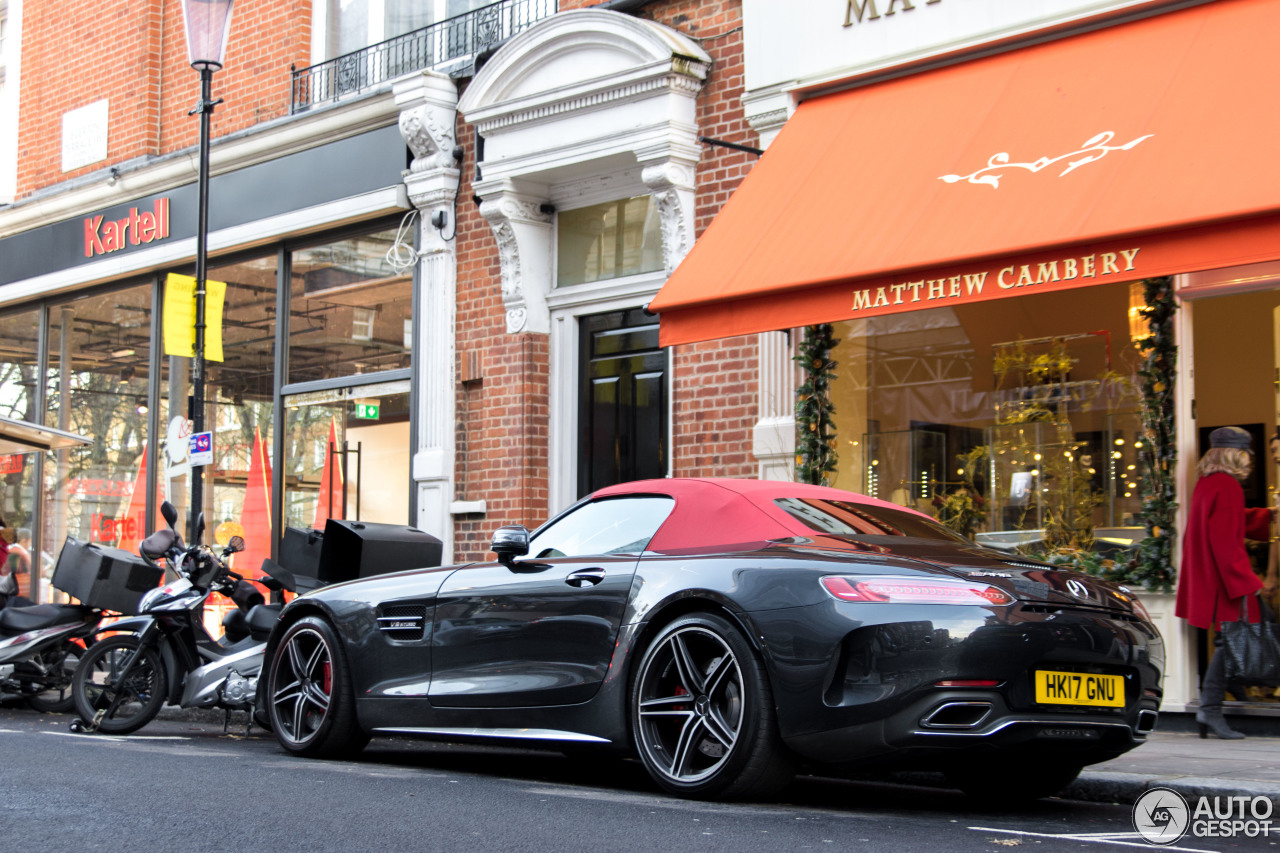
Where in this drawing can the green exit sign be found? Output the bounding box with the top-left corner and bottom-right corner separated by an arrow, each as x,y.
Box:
354,403 -> 380,420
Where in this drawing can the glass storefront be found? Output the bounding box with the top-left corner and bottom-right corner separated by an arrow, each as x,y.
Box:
8,218 -> 413,605
828,282 -> 1144,558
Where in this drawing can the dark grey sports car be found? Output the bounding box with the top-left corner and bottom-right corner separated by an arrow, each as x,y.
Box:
262,478 -> 1162,801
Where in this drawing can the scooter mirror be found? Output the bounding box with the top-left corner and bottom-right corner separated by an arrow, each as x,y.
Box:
194,512 -> 206,543
161,501 -> 178,528
226,535 -> 245,554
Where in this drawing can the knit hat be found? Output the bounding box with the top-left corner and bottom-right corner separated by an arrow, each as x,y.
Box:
1209,426 -> 1253,450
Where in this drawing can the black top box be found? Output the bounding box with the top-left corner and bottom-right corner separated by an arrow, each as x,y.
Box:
51,537 -> 164,614
316,519 -> 443,584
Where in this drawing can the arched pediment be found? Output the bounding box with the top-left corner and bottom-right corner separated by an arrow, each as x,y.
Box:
459,9 -> 710,125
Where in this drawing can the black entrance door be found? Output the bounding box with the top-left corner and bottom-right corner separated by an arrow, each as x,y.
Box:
578,308 -> 667,497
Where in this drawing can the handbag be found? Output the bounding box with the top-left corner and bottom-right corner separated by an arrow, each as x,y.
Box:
1219,594 -> 1280,687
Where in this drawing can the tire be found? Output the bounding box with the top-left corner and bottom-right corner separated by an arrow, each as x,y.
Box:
267,616 -> 369,759
71,635 -> 167,735
630,612 -> 794,800
945,762 -> 1083,803
27,639 -> 83,714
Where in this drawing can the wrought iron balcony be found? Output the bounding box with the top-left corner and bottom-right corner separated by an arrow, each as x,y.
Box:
291,0 -> 557,113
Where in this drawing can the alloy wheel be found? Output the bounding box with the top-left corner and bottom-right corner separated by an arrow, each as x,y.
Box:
634,625 -> 744,784
271,625 -> 334,746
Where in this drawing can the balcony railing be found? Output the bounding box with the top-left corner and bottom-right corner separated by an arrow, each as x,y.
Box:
291,0 -> 557,113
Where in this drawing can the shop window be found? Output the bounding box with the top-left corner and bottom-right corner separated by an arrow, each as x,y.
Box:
282,385 -> 410,529
43,285 -> 154,594
557,196 -> 664,288
0,307 -> 42,597
288,227 -> 411,384
154,254 -> 278,601
828,284 -> 1144,558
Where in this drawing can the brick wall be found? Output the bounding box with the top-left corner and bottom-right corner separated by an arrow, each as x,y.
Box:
563,0 -> 762,483
15,0 -> 309,199
448,0 -> 762,563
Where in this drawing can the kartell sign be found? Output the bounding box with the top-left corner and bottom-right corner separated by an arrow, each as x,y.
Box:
83,198 -> 171,258
0,124 -> 411,288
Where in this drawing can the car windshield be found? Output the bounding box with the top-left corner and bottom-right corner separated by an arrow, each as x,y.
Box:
774,498 -> 970,543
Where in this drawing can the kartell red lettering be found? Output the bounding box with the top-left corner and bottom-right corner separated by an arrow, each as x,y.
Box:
82,198 -> 170,257
84,216 -> 105,257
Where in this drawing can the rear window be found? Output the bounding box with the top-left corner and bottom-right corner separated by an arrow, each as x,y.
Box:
774,498 -> 970,543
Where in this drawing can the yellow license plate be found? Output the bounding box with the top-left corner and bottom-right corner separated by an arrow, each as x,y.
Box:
1034,670 -> 1125,707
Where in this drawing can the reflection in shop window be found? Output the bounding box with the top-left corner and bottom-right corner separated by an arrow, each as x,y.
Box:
0,309 -> 43,598
43,286 -> 153,601
828,284 -> 1144,555
557,196 -> 663,288
289,227 -> 411,384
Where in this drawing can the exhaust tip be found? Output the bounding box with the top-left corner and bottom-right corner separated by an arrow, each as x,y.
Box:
921,701 -> 994,729
1136,709 -> 1158,734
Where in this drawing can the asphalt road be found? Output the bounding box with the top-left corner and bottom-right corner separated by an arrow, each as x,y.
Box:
0,706 -> 1272,853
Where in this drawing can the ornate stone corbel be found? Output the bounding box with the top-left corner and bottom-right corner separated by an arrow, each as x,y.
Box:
395,72 -> 460,174
641,160 -> 697,274
478,190 -> 554,335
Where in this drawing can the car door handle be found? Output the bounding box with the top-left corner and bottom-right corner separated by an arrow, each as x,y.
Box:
565,569 -> 606,588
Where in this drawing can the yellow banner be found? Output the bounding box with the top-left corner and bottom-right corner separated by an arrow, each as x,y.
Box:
163,273 -> 225,362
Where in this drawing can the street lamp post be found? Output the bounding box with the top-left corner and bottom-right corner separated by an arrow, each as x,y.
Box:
180,0 -> 235,524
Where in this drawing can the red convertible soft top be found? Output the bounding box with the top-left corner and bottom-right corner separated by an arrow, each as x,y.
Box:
591,478 -> 924,553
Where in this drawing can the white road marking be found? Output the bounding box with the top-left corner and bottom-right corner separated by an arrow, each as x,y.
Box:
971,826 -> 1217,852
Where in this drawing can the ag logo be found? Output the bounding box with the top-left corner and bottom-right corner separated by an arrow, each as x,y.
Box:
1066,578 -> 1090,599
1132,787 -> 1189,844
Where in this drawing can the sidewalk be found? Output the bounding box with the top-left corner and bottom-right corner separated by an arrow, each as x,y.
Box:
1062,723 -> 1280,806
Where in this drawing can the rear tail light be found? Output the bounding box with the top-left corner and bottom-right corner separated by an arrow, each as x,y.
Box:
821,575 -> 1013,605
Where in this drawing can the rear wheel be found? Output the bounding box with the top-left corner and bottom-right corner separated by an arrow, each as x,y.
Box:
630,612 -> 794,800
27,639 -> 83,713
71,635 -> 166,734
268,616 -> 368,759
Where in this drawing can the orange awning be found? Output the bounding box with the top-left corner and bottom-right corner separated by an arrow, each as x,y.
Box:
652,0 -> 1280,346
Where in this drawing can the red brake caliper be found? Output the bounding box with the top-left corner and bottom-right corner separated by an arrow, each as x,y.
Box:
322,660 -> 332,696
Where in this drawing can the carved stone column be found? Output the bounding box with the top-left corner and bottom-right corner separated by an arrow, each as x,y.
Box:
474,179 -> 554,335
753,331 -> 796,481
394,70 -> 460,561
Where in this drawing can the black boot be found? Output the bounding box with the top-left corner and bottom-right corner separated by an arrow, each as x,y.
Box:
1198,652 -> 1246,739
1197,707 -> 1245,739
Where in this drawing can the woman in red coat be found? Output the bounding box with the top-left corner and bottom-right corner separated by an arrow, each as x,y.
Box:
1177,426 -> 1270,738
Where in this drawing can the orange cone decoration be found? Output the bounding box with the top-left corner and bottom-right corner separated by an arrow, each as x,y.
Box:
312,416 -> 345,530
117,444 -> 164,555
237,426 -> 273,580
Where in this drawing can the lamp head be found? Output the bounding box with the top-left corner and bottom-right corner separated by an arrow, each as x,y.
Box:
181,0 -> 236,70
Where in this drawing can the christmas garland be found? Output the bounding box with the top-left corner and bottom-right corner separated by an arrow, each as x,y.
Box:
794,324 -> 839,485
1127,275 -> 1178,591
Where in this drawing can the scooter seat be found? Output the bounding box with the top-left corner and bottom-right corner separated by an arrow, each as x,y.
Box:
247,603 -> 283,642
0,603 -> 93,635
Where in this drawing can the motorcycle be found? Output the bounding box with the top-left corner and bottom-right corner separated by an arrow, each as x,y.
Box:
69,501 -> 291,734
0,597 -> 109,713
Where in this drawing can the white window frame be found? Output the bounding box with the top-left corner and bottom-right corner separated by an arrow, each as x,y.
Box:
546,269 -> 671,514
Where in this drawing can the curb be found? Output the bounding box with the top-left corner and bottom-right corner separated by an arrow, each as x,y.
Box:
1066,770 -> 1280,808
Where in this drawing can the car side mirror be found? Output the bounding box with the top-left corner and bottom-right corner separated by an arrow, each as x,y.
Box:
491,525 -> 530,567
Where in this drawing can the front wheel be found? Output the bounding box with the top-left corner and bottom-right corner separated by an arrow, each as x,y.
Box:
267,616 -> 368,759
27,639 -> 84,713
71,635 -> 167,735
630,612 -> 794,800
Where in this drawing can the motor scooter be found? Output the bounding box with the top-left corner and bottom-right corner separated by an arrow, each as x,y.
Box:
69,501 -> 292,734
0,604 -> 110,712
